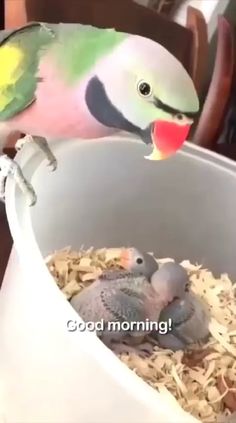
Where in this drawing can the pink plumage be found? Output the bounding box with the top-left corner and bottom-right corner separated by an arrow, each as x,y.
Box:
9,57 -> 116,140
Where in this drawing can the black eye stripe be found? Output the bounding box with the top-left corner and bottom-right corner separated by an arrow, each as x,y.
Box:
153,96 -> 198,119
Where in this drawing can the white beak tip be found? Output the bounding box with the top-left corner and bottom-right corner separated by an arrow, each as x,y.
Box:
144,154 -> 153,160
144,148 -> 164,161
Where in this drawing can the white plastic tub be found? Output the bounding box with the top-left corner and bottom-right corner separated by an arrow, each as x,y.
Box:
1,133 -> 236,423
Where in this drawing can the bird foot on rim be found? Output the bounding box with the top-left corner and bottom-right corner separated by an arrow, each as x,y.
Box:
15,134 -> 57,171
0,154 -> 36,206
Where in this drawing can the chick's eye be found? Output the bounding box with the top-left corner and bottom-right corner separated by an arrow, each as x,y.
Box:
137,80 -> 152,97
136,257 -> 143,265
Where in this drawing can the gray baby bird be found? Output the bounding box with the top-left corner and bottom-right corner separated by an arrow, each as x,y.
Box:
154,293 -> 210,350
70,261 -> 187,346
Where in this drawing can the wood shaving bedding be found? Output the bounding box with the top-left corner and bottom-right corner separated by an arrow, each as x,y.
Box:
45,247 -> 236,423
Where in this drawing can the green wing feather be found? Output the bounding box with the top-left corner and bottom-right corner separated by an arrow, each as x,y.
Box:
0,23 -> 54,120
50,24 -> 126,83
0,22 -> 126,120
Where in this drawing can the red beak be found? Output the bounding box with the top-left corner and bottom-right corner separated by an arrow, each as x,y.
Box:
146,120 -> 191,161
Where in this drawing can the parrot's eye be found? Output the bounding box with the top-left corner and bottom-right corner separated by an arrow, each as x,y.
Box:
137,80 -> 152,97
176,113 -> 184,120
136,257 -> 143,265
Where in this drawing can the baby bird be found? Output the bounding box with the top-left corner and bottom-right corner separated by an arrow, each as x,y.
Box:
120,247 -> 159,280
154,293 -> 210,351
70,264 -> 187,351
149,261 -> 188,301
70,270 -> 165,342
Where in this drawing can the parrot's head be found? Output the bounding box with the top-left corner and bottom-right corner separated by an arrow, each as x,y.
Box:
85,34 -> 199,160
151,262 -> 189,304
120,247 -> 159,280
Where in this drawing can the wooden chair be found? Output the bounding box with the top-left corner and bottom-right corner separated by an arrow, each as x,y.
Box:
186,6 -> 208,97
192,16 -> 235,150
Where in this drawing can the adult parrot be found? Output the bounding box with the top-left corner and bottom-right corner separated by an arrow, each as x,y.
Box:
0,22 -> 199,205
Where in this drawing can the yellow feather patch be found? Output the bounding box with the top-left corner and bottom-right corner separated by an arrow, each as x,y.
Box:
0,45 -> 24,87
0,45 -> 24,112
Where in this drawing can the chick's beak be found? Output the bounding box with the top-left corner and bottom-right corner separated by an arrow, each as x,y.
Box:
145,120 -> 192,161
120,248 -> 131,269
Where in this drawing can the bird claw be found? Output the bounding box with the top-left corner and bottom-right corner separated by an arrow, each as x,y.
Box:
135,341 -> 155,356
0,154 -> 37,206
47,157 -> 57,172
15,135 -> 57,172
33,136 -> 57,171
15,134 -> 33,151
112,341 -> 153,358
112,342 -> 140,356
